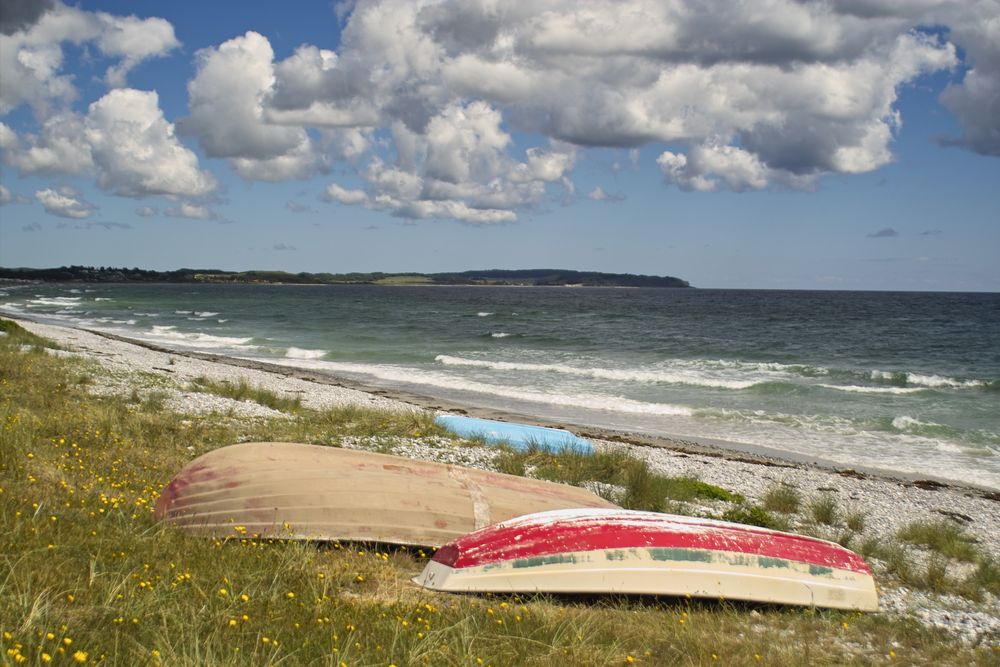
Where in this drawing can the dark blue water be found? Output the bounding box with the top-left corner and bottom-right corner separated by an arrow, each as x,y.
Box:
4,283 -> 998,488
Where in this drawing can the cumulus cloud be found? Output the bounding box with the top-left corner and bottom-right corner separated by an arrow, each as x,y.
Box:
867,227 -> 899,238
938,3 -> 1000,156
587,186 -> 624,202
247,0 -> 994,221
323,182 -> 369,205
84,89 -> 216,197
0,184 -> 13,203
181,31 -> 317,181
0,2 -> 179,114
35,186 -> 94,218
2,113 -> 94,174
4,89 -> 216,199
273,242 -> 297,251
164,202 -> 219,221
1,0 -> 55,35
3,0 -> 999,226
136,206 -> 157,217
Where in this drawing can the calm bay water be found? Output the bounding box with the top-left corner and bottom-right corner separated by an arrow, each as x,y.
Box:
4,282 -> 998,489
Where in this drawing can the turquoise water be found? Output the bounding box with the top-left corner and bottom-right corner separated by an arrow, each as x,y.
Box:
3,283 -> 998,488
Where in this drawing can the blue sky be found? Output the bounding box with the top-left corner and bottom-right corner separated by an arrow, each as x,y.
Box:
1,0 -> 998,291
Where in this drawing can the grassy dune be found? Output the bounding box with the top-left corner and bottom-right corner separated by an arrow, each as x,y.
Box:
1,320 -> 996,665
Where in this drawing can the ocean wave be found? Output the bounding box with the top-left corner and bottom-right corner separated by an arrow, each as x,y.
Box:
679,358 -> 830,377
477,312 -> 494,317
696,407 -> 990,455
907,373 -> 985,389
434,355 -> 762,389
819,384 -> 924,395
94,297 -> 114,302
696,407 -> 860,433
871,369 -> 986,389
285,347 -> 328,360
266,357 -> 694,417
27,297 -> 82,307
143,327 -> 255,350
491,332 -> 512,338
94,317 -> 138,326
891,415 -> 943,432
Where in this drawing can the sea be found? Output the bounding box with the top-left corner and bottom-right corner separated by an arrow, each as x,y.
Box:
3,282 -> 998,490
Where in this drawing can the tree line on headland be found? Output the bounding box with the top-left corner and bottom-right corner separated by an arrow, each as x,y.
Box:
0,266 -> 691,288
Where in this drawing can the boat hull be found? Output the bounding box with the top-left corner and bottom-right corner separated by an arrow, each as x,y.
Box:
413,509 -> 879,611
155,442 -> 616,547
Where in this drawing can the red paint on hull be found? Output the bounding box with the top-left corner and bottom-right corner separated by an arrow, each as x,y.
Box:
433,509 -> 871,575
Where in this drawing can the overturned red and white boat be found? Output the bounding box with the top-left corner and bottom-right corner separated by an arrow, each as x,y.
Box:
414,508 -> 879,611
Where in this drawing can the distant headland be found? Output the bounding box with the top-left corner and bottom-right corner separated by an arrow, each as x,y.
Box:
0,266 -> 691,288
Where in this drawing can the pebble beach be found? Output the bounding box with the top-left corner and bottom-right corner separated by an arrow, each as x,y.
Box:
10,316 -> 1000,646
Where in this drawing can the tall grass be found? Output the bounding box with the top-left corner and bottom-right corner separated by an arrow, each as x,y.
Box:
808,492 -> 841,526
897,519 -> 980,562
189,376 -> 304,413
1,319 -> 997,665
492,445 -> 740,512
856,521 -> 1000,601
761,483 -> 802,514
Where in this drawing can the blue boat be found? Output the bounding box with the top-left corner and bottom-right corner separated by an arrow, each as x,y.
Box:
434,415 -> 594,455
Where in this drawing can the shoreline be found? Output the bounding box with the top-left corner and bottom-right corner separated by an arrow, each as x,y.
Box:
6,313 -> 1000,644
6,311 -> 998,498
79,323 -> 1000,499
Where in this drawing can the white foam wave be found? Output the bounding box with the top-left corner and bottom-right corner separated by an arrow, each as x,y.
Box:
871,369 -> 983,389
151,325 -> 176,332
820,384 -> 924,395
434,355 -> 760,389
491,332 -> 512,338
95,317 -> 138,326
684,358 -> 829,376
907,373 -> 984,389
892,415 -> 943,431
285,347 -> 327,360
266,357 -> 694,417
94,297 -> 114,302
27,297 -> 82,307
144,328 -> 256,350
195,311 -> 219,317
175,310 -> 192,315
477,312 -> 494,317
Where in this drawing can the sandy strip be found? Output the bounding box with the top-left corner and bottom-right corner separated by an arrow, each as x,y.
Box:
7,316 -> 1000,644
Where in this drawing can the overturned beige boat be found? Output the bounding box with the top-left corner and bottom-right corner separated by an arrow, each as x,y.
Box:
155,442 -> 617,547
